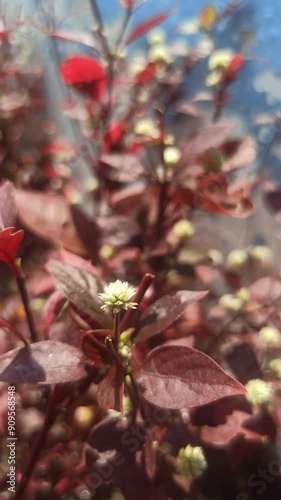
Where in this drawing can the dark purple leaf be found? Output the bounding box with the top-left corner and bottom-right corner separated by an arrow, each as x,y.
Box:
225,342 -> 262,384
200,410 -> 262,447
47,260 -> 112,328
86,416 -> 145,488
0,181 -> 16,229
134,290 -> 208,344
126,11 -> 174,45
134,345 -> 245,409
0,341 -> 87,384
97,364 -> 124,412
97,215 -> 141,247
118,462 -> 164,500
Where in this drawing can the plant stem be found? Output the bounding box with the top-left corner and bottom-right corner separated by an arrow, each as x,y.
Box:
15,261 -> 38,343
105,336 -> 146,419
89,0 -> 111,59
14,388 -> 58,500
113,311 -> 121,350
115,3 -> 133,53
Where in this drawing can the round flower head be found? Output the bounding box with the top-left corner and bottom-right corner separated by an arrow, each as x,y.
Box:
98,280 -> 138,314
177,445 -> 207,478
245,379 -> 273,406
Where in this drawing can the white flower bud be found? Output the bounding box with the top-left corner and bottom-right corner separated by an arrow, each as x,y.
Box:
177,445 -> 207,478
226,249 -> 248,268
98,280 -> 138,313
259,326 -> 280,346
172,220 -> 195,239
245,379 -> 273,405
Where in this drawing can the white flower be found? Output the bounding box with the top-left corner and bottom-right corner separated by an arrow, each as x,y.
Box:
98,280 -> 138,313
177,445 -> 207,478
245,379 -> 273,406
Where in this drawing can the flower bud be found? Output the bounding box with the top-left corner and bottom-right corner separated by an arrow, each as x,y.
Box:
98,280 -> 138,314
259,326 -> 280,346
164,146 -> 181,165
172,219 -> 195,239
177,445 -> 207,478
269,359 -> 281,379
219,294 -> 243,312
235,288 -> 250,303
99,244 -> 114,261
226,249 -> 248,268
245,379 -> 273,405
250,245 -> 272,264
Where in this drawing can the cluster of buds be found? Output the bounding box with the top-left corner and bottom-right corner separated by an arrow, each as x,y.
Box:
245,379 -> 273,406
269,359 -> 281,379
172,219 -> 195,239
98,280 -> 138,314
219,288 -> 250,312
259,326 -> 281,346
177,444 -> 207,478
226,248 -> 248,269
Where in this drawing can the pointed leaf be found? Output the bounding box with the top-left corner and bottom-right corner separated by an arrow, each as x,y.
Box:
0,341 -> 87,384
97,364 -> 124,412
134,290 -> 208,344
180,122 -> 233,161
118,0 -> 134,8
16,189 -> 87,256
134,345 -> 245,409
48,30 -> 101,52
47,260 -> 112,328
0,228 -> 24,271
171,185 -> 254,218
126,11 -> 174,45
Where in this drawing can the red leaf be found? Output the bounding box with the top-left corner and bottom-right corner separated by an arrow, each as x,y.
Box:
0,228 -> 24,271
0,341 -> 87,384
126,11 -> 174,45
222,54 -> 244,83
97,364 -> 124,412
48,30 -> 101,51
81,330 -> 111,366
134,345 -> 245,409
171,185 -> 254,217
60,55 -> 105,84
118,0 -> 134,8
135,62 -> 159,85
134,290 -> 208,344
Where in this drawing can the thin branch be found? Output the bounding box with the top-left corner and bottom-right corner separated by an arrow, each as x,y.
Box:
14,262 -> 38,343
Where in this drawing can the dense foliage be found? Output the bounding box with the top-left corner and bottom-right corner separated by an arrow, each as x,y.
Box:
0,2 -> 281,499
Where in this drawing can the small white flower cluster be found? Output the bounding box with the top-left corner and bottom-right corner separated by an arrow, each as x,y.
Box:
245,379 -> 273,406
177,444 -> 207,478
98,280 -> 138,314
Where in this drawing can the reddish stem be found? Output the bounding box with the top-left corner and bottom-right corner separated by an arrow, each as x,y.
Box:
120,273 -> 155,331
